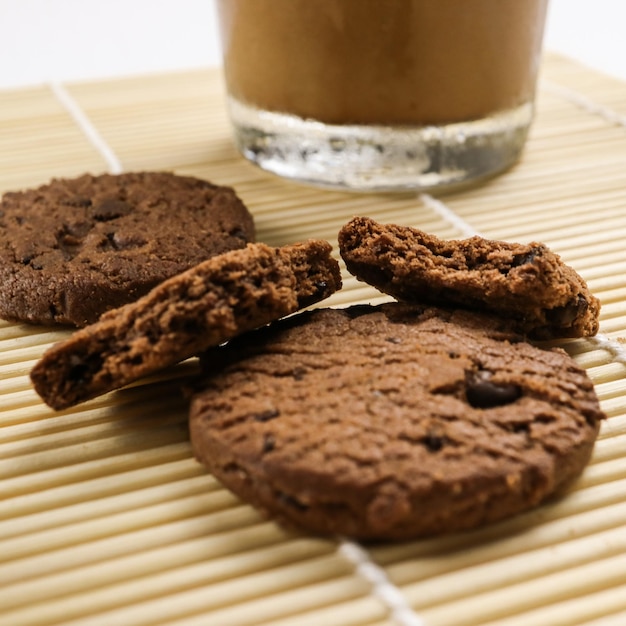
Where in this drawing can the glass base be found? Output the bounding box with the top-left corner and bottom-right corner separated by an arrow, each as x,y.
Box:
227,97 -> 534,192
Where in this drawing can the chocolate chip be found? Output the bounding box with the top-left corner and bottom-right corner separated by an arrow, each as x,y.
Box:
262,434 -> 276,453
292,366 -> 307,381
536,413 -> 556,424
314,281 -> 328,294
56,222 -> 91,257
277,491 -> 309,511
57,233 -> 82,258
466,370 -> 521,408
546,295 -> 588,327
91,198 -> 132,221
299,281 -> 333,307
511,246 -> 542,267
421,433 -> 444,452
110,231 -> 148,250
65,196 -> 92,208
67,353 -> 103,385
228,226 -> 249,241
254,409 -> 280,422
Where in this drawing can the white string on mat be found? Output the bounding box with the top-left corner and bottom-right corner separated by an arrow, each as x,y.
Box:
586,334 -> 626,368
541,79 -> 626,130
339,539 -> 427,626
49,81 -> 123,175
419,192 -> 480,238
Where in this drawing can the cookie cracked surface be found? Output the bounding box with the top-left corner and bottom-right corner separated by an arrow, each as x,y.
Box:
338,216 -> 600,339
30,240 -> 341,410
0,172 -> 255,326
189,303 -> 604,540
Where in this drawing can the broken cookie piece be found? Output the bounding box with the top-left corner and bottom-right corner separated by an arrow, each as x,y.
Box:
30,240 -> 341,410
338,216 -> 600,339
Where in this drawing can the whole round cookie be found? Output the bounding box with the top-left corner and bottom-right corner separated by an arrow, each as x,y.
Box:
190,303 -> 604,540
0,172 -> 255,326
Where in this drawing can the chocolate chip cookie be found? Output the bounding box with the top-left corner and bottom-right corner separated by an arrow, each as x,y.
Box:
30,240 -> 341,410
338,216 -> 600,339
0,172 -> 255,326
189,303 -> 604,540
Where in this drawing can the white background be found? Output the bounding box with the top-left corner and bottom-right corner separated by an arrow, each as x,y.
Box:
0,0 -> 625,89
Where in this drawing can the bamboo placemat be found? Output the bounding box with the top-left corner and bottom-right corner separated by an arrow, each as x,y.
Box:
2,52 -> 626,626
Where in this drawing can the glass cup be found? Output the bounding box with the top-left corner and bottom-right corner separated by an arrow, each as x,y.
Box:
215,0 -> 549,192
